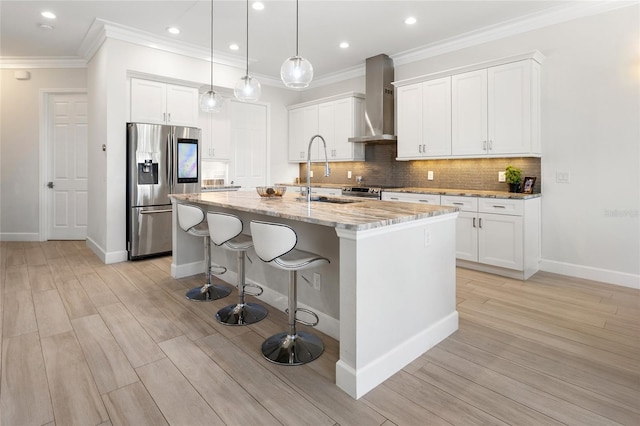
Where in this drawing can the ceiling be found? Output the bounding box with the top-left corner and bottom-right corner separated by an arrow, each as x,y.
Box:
0,1 -> 619,84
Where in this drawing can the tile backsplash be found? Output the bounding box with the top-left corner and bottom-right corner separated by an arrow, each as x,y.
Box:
299,144 -> 541,193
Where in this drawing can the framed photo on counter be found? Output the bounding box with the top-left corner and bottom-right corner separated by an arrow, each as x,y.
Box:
523,177 -> 536,194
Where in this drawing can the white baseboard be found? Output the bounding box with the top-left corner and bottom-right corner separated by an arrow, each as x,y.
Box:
86,237 -> 127,264
171,260 -> 204,279
216,270 -> 340,340
336,311 -> 459,399
540,259 -> 640,290
0,232 -> 40,241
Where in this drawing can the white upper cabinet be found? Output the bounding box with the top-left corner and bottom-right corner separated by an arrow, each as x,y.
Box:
451,69 -> 488,156
397,76 -> 452,159
451,60 -> 541,157
200,99 -> 230,160
288,93 -> 365,163
130,78 -> 199,127
394,52 -> 543,160
289,104 -> 319,162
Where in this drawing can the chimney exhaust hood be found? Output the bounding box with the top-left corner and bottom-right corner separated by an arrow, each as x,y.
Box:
349,54 -> 397,143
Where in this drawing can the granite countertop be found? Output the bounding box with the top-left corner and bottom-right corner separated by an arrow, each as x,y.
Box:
169,191 -> 458,231
384,187 -> 542,200
201,185 -> 241,192
279,183 -> 540,199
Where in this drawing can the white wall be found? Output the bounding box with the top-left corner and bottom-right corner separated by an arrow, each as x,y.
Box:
398,6 -> 639,287
0,68 -> 87,240
86,38 -> 297,262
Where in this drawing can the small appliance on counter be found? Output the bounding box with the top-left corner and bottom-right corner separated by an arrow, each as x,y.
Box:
126,122 -> 201,260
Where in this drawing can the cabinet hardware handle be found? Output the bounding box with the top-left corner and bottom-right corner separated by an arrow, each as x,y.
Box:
419,200 -> 430,203
163,112 -> 166,122
418,144 -> 422,153
423,144 -> 426,152
390,197 -> 399,200
479,218 -> 483,228
493,205 -> 506,208
473,217 -> 476,228
452,202 -> 464,206
167,113 -> 171,122
483,140 -> 487,151
489,140 -> 493,151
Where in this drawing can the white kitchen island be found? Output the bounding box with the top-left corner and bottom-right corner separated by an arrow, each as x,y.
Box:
169,191 -> 459,399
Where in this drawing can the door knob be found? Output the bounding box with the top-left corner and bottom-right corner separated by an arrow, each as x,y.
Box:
47,181 -> 54,188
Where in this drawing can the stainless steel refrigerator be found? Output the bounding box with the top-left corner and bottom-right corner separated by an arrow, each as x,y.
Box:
126,122 -> 201,260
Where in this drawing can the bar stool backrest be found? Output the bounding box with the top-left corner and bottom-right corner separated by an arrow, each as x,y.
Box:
177,204 -> 205,233
250,220 -> 298,263
207,212 -> 243,246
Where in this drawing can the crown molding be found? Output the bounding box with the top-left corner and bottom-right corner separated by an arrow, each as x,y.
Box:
0,57 -> 86,69
391,0 -> 635,67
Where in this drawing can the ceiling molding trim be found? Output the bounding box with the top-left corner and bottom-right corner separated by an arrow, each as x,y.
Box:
79,19 -> 244,69
392,1 -> 635,67
0,57 -> 87,69
310,64 -> 365,89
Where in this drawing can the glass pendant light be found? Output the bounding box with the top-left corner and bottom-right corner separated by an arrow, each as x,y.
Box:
200,0 -> 223,113
234,0 -> 261,101
281,0 -> 313,88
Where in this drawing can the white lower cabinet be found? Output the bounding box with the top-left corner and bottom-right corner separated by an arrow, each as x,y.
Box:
441,195 -> 539,278
384,193 -> 539,279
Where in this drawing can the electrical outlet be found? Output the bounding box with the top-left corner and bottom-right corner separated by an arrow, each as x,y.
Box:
424,228 -> 431,247
313,273 -> 321,290
347,170 -> 352,179
498,171 -> 506,182
310,170 -> 314,178
427,171 -> 434,181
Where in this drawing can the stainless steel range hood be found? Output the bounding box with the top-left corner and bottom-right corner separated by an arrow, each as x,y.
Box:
349,54 -> 397,143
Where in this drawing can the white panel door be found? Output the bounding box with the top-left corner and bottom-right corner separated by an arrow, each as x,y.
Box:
166,84 -> 199,127
229,101 -> 268,188
478,213 -> 523,270
454,211 -> 478,262
48,93 -> 88,240
422,76 -> 452,157
396,83 -> 422,159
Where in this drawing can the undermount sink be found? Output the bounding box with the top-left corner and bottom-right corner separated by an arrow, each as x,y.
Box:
296,196 -> 363,204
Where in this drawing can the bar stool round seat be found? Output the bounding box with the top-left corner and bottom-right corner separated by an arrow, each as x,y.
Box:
250,220 -> 329,365
207,212 -> 268,326
177,204 -> 231,302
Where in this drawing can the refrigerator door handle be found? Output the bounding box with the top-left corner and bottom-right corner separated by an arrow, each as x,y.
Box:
166,131 -> 173,193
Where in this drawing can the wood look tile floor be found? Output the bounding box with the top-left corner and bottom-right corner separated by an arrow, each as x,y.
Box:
1,241 -> 638,426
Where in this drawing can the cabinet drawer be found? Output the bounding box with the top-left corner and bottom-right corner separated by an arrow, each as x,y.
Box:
441,195 -> 478,212
478,198 -> 523,216
382,192 -> 440,204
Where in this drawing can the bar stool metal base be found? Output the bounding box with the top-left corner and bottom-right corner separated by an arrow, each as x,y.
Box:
185,284 -> 231,301
216,302 -> 268,325
261,331 -> 324,365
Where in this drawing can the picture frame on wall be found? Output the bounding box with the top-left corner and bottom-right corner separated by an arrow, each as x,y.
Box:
523,177 -> 536,194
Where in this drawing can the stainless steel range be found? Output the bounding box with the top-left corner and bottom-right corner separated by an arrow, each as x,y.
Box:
341,186 -> 386,199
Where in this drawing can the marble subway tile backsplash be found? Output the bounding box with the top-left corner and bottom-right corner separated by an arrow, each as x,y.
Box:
300,144 -> 541,193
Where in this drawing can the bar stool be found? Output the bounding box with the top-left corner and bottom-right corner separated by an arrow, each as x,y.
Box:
207,212 -> 268,326
177,204 -> 231,302
250,220 -> 329,365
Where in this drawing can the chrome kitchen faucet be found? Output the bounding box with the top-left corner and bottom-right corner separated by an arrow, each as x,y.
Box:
304,135 -> 330,203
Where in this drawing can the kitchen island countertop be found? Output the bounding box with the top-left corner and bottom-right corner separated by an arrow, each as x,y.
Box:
170,191 -> 458,231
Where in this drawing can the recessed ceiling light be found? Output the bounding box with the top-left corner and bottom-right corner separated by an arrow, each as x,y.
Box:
167,27 -> 180,35
229,43 -> 239,51
41,11 -> 56,20
252,2 -> 265,11
339,42 -> 349,49
405,16 -> 417,25
39,23 -> 54,30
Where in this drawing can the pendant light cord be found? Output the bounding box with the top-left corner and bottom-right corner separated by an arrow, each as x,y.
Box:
295,0 -> 299,56
245,0 -> 249,76
209,0 -> 213,90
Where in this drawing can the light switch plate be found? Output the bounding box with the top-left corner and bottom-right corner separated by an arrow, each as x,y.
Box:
498,171 -> 506,182
556,171 -> 571,183
347,171 -> 352,179
427,171 -> 434,180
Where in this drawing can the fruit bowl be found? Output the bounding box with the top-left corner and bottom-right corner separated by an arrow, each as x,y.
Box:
256,186 -> 287,198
